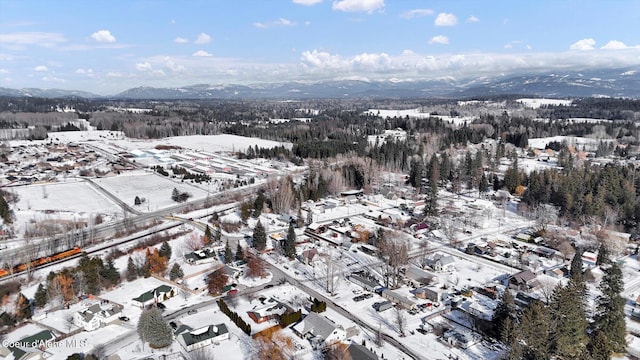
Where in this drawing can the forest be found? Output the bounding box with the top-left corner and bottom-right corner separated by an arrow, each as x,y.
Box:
2,95 -> 640,233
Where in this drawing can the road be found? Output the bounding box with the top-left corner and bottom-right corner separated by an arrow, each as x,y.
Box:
267,263 -> 425,360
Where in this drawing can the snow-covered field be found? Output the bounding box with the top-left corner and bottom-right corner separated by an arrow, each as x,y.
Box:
10,180 -> 122,238
365,108 -> 477,125
517,98 -> 572,109
92,170 -> 210,212
528,135 -> 609,151
110,134 -> 292,154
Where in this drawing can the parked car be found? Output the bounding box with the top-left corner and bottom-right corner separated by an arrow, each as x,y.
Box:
118,316 -> 130,322
156,303 -> 166,310
187,309 -> 198,315
169,321 -> 177,330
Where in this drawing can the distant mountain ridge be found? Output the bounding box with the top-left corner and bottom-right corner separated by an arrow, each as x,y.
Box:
1,67 -> 639,100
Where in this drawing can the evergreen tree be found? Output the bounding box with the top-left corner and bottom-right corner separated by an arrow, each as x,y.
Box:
479,173 -> 489,195
204,225 -> 212,245
100,259 -> 121,286
570,248 -> 584,281
596,243 -> 610,266
253,190 -> 266,218
126,257 -> 138,281
593,263 -> 626,354
587,330 -> 611,360
252,220 -> 267,251
236,243 -> 244,261
159,241 -> 172,260
550,280 -> 589,358
406,157 -> 424,190
214,225 -> 222,243
284,223 -> 296,259
492,289 -> 516,342
520,300 -> 551,360
224,240 -> 234,264
137,308 -> 173,348
169,263 -> 184,281
0,192 -> 11,224
34,283 -> 48,308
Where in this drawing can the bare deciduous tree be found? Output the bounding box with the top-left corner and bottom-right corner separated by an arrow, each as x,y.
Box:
378,231 -> 409,289
394,307 -> 407,337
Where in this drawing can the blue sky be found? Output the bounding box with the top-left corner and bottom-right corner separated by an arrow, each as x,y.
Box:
1,0 -> 639,95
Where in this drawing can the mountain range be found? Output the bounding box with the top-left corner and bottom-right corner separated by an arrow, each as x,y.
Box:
1,67 -> 638,100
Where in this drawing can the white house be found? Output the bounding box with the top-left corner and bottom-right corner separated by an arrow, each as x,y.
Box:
132,285 -> 177,308
73,301 -> 123,331
177,324 -> 229,352
292,312 -> 347,346
428,253 -> 457,273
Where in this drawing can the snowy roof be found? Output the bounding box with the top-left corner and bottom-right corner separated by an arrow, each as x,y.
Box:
293,312 -> 340,340
181,324 -> 228,346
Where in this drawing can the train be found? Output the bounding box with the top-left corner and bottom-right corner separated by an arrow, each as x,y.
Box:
0,247 -> 82,278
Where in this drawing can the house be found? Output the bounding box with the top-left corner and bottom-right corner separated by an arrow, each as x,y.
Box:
346,342 -> 378,360
582,251 -> 598,268
415,287 -> 447,302
509,270 -> 537,291
247,303 -> 288,324
381,290 -> 416,310
442,329 -> 481,349
372,301 -> 393,312
292,312 -> 347,346
405,266 -> 439,288
348,275 -> 379,292
428,254 -> 457,273
184,248 -> 218,265
544,266 -> 569,279
177,324 -> 229,352
299,249 -> 319,265
132,285 -> 177,308
0,318 -> 63,358
306,223 -> 327,235
0,346 -> 42,360
73,301 -> 123,331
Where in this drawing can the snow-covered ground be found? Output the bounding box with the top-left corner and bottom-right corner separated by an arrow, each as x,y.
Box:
92,170 -> 210,211
516,98 -> 572,109
10,179 -> 122,236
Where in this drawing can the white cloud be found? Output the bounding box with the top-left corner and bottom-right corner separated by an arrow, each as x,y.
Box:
34,65 -> 48,72
163,57 -> 186,72
0,69 -> 9,74
136,62 -> 153,71
400,9 -> 433,19
75,68 -> 94,77
194,33 -> 212,44
601,40 -> 627,50
332,0 -> 384,13
0,32 -> 67,46
570,38 -> 596,51
106,72 -> 123,78
277,18 -> 296,26
192,50 -> 213,57
42,76 -> 65,83
254,18 -> 297,28
293,0 -> 322,5
429,35 -> 449,45
435,13 -> 457,26
174,37 -> 189,44
91,30 -> 116,43
467,15 -> 479,23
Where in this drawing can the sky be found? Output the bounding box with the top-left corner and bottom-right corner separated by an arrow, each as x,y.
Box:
0,0 -> 639,95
